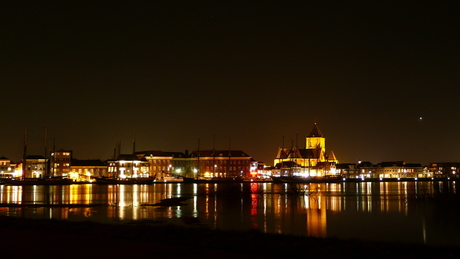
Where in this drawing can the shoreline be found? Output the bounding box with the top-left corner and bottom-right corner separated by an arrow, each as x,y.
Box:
1,176 -> 459,186
0,216 -> 459,258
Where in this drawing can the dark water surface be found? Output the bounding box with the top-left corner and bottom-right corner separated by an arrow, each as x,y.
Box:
1,181 -> 459,246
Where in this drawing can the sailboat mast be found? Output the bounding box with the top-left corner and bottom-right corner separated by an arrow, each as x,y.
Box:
212,134 -> 215,177
22,127 -> 28,179
51,138 -> 56,177
197,138 -> 201,178
289,139 -> 294,177
44,126 -> 47,157
132,130 -> 136,154
113,136 -> 117,160
227,137 -> 231,178
44,126 -> 48,178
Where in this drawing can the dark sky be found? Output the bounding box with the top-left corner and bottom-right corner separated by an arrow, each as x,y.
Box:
1,1 -> 459,165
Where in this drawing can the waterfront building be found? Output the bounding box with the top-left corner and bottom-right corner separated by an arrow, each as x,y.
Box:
107,154 -> 150,178
428,162 -> 460,178
248,158 -> 259,178
273,124 -> 339,177
338,161 -> 431,180
51,149 -> 72,177
189,150 -> 252,179
164,151 -> 190,178
0,156 -> 16,178
338,161 -> 374,179
134,150 -> 174,179
69,159 -> 108,181
258,164 -> 276,179
23,155 -> 48,178
336,163 -> 359,178
374,161 -> 425,179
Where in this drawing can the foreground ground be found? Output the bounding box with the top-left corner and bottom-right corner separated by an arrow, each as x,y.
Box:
0,216 -> 459,258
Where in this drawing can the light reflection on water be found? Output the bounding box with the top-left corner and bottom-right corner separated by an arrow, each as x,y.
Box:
0,181 -> 459,246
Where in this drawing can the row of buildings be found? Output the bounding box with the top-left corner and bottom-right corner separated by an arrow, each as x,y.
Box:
1,124 -> 458,181
0,149 -> 257,182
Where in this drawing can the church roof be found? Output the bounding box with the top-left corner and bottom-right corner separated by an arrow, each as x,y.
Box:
276,148 -> 289,159
276,147 -> 321,160
328,151 -> 337,161
308,123 -> 323,137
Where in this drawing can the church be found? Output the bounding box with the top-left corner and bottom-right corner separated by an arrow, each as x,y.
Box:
273,123 -> 339,177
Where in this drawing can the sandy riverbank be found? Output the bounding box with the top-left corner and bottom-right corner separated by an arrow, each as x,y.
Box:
0,216 -> 459,258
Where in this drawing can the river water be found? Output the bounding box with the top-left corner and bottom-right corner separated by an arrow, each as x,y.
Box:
0,181 -> 459,246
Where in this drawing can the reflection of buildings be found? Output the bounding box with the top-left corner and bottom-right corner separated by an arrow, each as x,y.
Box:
273,124 -> 339,177
0,181 -> 452,245
305,193 -> 327,238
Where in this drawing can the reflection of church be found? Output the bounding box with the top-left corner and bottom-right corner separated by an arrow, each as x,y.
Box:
273,124 -> 339,177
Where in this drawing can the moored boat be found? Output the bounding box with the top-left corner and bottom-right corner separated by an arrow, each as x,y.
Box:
4,177 -> 74,185
183,177 -> 244,183
93,176 -> 154,184
153,176 -> 184,183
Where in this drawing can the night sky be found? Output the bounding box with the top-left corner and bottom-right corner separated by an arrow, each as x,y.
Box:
1,1 -> 459,165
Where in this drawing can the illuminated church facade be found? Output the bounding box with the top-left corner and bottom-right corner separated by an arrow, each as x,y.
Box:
273,124 -> 339,177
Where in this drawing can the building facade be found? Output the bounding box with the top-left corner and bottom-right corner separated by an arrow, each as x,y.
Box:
23,155 -> 48,178
337,161 -> 431,179
189,150 -> 252,179
107,154 -> 150,179
0,156 -> 16,178
69,159 -> 108,181
134,150 -> 174,178
427,162 -> 460,179
51,149 -> 72,177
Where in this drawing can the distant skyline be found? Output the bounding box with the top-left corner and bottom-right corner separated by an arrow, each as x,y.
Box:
1,2 -> 459,165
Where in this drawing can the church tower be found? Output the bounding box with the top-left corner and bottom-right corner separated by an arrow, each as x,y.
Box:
305,123 -> 325,155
